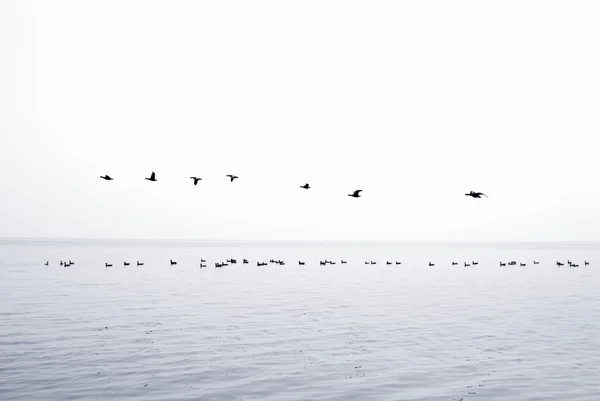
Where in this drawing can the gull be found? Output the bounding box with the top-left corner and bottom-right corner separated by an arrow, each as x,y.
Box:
465,191 -> 488,199
348,190 -> 362,198
45,261 -> 49,266
124,261 -> 130,266
226,175 -> 238,182
105,263 -> 112,267
145,172 -> 157,182
429,262 -> 435,267
137,261 -> 144,266
300,183 -> 310,189
299,261 -> 305,265
100,175 -> 114,181
190,177 -> 202,186
170,259 -> 177,266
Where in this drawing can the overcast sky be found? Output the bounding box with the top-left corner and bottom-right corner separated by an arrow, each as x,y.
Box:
1,1 -> 598,241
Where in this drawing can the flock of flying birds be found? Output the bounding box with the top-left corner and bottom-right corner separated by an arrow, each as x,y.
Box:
100,172 -> 489,199
48,258 -> 590,268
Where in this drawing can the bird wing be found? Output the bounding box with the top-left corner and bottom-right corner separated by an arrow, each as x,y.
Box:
481,193 -> 489,198
150,172 -> 155,179
355,190 -> 363,195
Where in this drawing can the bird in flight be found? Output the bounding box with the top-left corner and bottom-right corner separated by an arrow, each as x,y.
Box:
190,177 -> 202,186
100,175 -> 113,180
226,175 -> 238,182
348,190 -> 362,198
300,183 -> 310,189
145,172 -> 157,182
465,191 -> 488,198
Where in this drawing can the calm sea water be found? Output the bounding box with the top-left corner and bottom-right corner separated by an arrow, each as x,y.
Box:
0,240 -> 598,401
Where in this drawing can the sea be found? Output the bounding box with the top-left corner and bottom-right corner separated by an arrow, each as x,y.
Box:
0,239 -> 598,401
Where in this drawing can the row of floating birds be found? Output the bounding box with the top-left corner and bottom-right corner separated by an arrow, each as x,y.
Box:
100,172 -> 490,199
49,259 -> 590,268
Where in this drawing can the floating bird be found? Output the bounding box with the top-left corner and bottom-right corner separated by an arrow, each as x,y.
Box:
472,261 -> 478,265
348,190 -> 363,198
386,261 -> 392,265
300,183 -> 310,189
533,261 -> 539,265
226,175 -> 238,182
320,261 -> 326,266
124,261 -> 130,266
585,261 -> 589,266
452,262 -> 458,266
105,263 -> 112,267
170,259 -> 177,266
137,261 -> 144,266
556,261 -> 564,266
465,191 -> 488,199
464,262 -> 470,267
396,261 -> 402,265
341,260 -> 347,264
257,262 -> 267,266
299,261 -> 305,265
145,172 -> 157,182
190,177 -> 202,185
200,263 -> 206,268
45,261 -> 49,266
370,261 -> 376,265
520,263 -> 526,267
429,262 -> 435,267
365,261 -> 369,265
243,259 -> 249,264
60,261 -> 63,266
100,175 -> 113,181
500,262 -> 506,266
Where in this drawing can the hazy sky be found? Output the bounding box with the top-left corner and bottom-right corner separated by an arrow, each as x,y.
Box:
1,1 -> 598,241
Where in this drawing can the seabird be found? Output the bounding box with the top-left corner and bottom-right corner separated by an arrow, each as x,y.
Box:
429,262 -> 435,266
105,263 -> 112,267
348,190 -> 363,198
299,261 -> 305,265
500,262 -> 506,266
100,175 -> 114,181
585,261 -> 589,266
145,172 -> 157,182
226,175 -> 238,182
452,262 -> 458,265
190,177 -> 202,185
137,261 -> 144,266
170,259 -> 177,265
300,183 -> 310,189
533,261 -> 539,265
465,191 -> 488,199
44,261 -> 49,266
396,261 -> 402,265
124,261 -> 130,266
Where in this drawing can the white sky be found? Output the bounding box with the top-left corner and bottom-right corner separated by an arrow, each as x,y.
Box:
1,1 -> 598,241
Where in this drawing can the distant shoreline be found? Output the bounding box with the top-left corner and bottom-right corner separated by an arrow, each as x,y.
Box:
0,238 -> 598,249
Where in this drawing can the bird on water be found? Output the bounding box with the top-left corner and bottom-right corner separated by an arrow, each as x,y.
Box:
100,175 -> 113,180
226,175 -> 238,182
145,172 -> 157,182
190,177 -> 202,186
465,191 -> 488,198
348,190 -> 363,198
300,183 -> 310,189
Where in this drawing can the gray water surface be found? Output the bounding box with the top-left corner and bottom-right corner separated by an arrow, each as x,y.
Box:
1,240 -> 598,401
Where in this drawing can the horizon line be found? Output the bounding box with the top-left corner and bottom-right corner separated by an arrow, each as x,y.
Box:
0,237 -> 598,246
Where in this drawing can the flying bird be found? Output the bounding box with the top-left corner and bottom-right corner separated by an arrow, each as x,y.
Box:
100,175 -> 113,180
348,190 -> 362,198
145,172 -> 157,182
300,183 -> 310,189
465,191 -> 488,198
226,175 -> 238,182
190,177 -> 202,186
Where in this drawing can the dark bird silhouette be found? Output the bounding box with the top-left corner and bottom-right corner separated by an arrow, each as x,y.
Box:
190,177 -> 202,185
45,261 -> 49,266
200,263 -> 206,268
201,259 -> 206,263
465,191 -> 488,199
520,263 -> 526,267
341,260 -> 347,264
170,259 -> 177,266
145,172 -> 157,182
386,261 -> 392,265
472,261 -> 478,265
464,262 -> 470,267
500,262 -> 506,266
299,261 -> 305,265
396,261 -> 402,265
124,261 -> 130,266
452,262 -> 458,266
585,260 -> 589,266
556,261 -> 564,266
243,259 -> 249,264
257,262 -> 267,266
300,183 -> 310,189
60,261 -> 63,266
100,175 -> 113,181
429,262 -> 435,267
348,190 -> 363,198
105,263 -> 112,267
226,175 -> 238,182
69,260 -> 74,265
370,261 -> 376,265
365,261 -> 369,265
137,261 -> 143,266
533,261 -> 539,265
